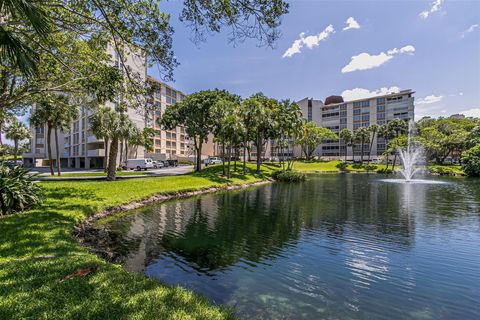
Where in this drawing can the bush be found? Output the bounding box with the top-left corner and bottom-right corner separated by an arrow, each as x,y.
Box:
461,145 -> 480,177
377,168 -> 393,174
271,170 -> 306,182
430,166 -> 455,176
0,164 -> 42,215
364,164 -> 378,172
336,162 -> 349,171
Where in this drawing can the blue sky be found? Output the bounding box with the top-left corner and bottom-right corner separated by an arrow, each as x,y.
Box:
150,0 -> 480,119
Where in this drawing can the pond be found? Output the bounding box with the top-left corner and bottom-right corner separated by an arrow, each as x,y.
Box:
95,174 -> 480,319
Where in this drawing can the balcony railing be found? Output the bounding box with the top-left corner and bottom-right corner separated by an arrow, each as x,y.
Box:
87,149 -> 105,157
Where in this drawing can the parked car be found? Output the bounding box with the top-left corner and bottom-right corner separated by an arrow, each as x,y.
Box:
161,160 -> 169,167
152,161 -> 164,169
208,157 -> 223,165
166,160 -> 178,167
126,158 -> 154,170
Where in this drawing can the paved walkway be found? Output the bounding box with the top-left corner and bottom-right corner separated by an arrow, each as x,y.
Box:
32,165 -> 194,181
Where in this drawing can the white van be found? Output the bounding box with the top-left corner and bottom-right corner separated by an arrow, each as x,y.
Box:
126,158 -> 154,170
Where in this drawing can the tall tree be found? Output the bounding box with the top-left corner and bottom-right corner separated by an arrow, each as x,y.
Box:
339,128 -> 353,162
30,94 -> 78,176
354,127 -> 370,164
4,120 -> 30,162
367,124 -> 379,163
160,89 -> 235,171
274,99 -> 302,170
296,122 -> 337,160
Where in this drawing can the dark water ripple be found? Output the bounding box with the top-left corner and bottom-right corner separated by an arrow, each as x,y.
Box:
96,175 -> 480,320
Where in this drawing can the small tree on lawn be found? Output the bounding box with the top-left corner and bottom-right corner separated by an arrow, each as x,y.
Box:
296,122 -> 337,160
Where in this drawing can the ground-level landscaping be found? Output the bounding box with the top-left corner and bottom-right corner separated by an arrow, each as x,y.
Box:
0,164 -> 275,320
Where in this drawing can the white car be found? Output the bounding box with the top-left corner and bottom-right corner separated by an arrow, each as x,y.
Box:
208,157 -> 223,165
126,158 -> 154,170
152,161 -> 164,169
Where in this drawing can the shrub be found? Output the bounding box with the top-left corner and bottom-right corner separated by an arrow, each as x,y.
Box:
364,164 -> 378,172
430,166 -> 455,176
461,145 -> 480,177
377,168 -> 393,174
271,170 -> 306,182
351,163 -> 363,169
336,162 -> 349,171
0,164 -> 42,215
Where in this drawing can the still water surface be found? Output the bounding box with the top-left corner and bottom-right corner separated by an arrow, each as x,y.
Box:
96,175 -> 480,319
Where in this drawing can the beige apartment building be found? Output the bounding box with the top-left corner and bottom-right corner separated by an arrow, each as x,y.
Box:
268,89 -> 415,160
23,42 -> 147,168
144,76 -> 190,160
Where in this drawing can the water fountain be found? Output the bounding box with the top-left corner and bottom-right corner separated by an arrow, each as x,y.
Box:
381,120 -> 446,184
398,120 -> 422,181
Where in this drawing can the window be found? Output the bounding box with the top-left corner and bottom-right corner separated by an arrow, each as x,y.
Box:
377,105 -> 385,112
340,118 -> 347,124
322,112 -> 339,118
340,103 -> 347,110
340,111 -> 347,117
377,97 -> 386,104
353,109 -> 361,115
155,149 -> 161,154
377,113 -> 385,120
155,139 -> 161,146
353,100 -> 370,107
166,141 -> 171,147
155,130 -> 161,136
362,115 -> 370,121
353,115 -> 361,122
166,132 -> 171,139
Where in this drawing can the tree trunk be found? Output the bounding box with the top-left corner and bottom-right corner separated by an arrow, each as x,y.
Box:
222,142 -> 226,175
368,133 -> 375,164
256,134 -> 262,173
47,125 -> 54,176
227,144 -> 232,178
247,143 -> 252,162
392,153 -> 397,172
13,140 -> 18,162
55,128 -> 61,176
107,137 -> 119,181
119,140 -> 124,166
125,142 -> 129,162
233,147 -> 237,171
243,138 -> 247,175
196,142 -> 203,171
104,138 -> 109,172
0,122 -> 3,146
360,140 -> 364,163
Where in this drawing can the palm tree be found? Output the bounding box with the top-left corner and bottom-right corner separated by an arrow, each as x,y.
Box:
354,127 -> 370,164
30,95 -> 78,176
0,0 -> 52,76
339,128 -> 353,161
5,120 -> 31,162
91,107 -> 112,171
367,124 -> 379,163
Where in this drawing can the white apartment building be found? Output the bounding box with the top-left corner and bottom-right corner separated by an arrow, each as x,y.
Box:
269,89 -> 415,160
23,42 -> 147,168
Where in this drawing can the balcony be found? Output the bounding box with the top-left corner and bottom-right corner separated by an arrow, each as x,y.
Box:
87,135 -> 102,143
87,149 -> 105,157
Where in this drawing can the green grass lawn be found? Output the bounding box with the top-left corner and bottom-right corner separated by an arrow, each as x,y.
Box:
428,164 -> 464,175
284,160 -> 387,172
37,170 -> 152,178
0,164 -> 272,320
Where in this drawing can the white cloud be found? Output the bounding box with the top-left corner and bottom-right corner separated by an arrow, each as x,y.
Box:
419,0 -> 443,19
459,108 -> 480,118
461,24 -> 479,38
341,45 -> 415,73
341,86 -> 401,101
343,17 -> 360,31
416,95 -> 443,105
282,25 -> 335,58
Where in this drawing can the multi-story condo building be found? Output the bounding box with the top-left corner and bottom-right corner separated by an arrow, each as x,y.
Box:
23,43 -> 147,168
269,89 -> 415,160
144,76 -> 191,159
